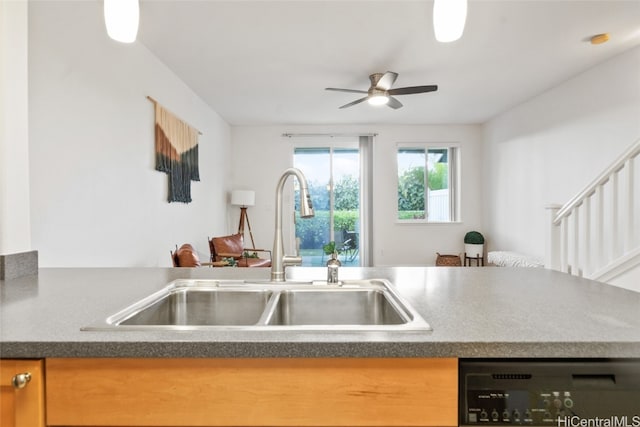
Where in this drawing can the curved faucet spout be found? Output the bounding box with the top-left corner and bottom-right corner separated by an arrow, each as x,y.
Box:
271,168 -> 315,282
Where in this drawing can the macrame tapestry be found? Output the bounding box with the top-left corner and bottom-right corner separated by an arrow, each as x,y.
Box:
152,100 -> 200,203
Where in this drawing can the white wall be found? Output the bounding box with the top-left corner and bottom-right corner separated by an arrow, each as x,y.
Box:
29,1 -> 231,267
231,124 -> 483,266
0,0 -> 31,255
482,46 -> 640,286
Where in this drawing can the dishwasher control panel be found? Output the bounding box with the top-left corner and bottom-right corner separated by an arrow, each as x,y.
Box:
460,359 -> 640,426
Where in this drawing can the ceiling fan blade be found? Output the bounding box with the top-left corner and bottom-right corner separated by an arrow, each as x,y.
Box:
375,71 -> 398,90
388,85 -> 438,96
339,97 -> 369,109
325,87 -> 368,94
387,97 -> 403,109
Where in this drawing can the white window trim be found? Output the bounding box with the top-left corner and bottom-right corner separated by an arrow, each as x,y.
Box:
395,142 -> 462,224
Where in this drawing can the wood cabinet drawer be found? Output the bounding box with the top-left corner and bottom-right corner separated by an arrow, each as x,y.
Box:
46,357 -> 457,426
0,359 -> 45,427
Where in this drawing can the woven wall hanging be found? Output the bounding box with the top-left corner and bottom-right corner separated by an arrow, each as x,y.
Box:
149,96 -> 201,203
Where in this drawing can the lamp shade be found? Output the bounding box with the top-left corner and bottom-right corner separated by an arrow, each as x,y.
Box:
433,0 -> 467,43
231,190 -> 255,207
104,0 -> 139,43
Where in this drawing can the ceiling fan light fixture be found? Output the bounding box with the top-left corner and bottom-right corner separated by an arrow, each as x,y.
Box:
433,0 -> 467,43
368,94 -> 390,106
327,71 -> 437,110
104,0 -> 140,43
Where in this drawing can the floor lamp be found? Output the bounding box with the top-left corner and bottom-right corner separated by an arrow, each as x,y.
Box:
231,190 -> 256,250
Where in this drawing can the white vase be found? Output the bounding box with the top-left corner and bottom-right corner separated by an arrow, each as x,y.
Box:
465,243 -> 484,258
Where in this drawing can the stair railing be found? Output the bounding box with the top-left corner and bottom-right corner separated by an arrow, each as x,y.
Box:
546,138 -> 640,278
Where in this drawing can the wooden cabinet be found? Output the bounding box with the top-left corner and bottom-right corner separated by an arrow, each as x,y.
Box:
0,359 -> 45,427
46,357 -> 458,426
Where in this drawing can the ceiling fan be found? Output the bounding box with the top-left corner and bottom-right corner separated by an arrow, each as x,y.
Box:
325,71 -> 438,109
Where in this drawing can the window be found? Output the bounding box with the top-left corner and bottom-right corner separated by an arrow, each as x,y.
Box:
293,144 -> 361,266
397,144 -> 459,222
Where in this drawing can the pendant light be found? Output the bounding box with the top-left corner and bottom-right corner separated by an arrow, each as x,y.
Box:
104,0 -> 139,43
433,0 -> 467,43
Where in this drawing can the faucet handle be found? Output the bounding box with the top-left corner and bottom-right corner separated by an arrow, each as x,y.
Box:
283,254 -> 303,267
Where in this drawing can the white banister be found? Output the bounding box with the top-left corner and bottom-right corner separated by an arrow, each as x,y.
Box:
623,158 -> 634,253
553,139 -> 640,224
611,171 -> 619,260
545,204 -> 561,270
561,216 -> 569,273
547,138 -> 640,281
582,200 -> 590,277
572,207 -> 580,276
594,184 -> 604,271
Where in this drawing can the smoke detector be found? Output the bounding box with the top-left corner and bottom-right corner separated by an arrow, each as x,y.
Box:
590,33 -> 610,45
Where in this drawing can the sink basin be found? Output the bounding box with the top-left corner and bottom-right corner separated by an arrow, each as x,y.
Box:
119,289 -> 272,326
265,289 -> 405,326
82,279 -> 431,332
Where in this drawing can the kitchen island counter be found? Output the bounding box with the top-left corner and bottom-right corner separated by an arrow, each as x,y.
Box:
1,267 -> 639,358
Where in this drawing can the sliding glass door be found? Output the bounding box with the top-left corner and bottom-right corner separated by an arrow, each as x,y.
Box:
294,145 -> 360,266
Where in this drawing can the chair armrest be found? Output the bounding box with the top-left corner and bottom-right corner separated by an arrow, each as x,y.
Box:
217,252 -> 243,258
242,249 -> 272,259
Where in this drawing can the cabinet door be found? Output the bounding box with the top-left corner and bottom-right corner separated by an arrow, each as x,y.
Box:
47,357 -> 457,426
0,359 -> 45,427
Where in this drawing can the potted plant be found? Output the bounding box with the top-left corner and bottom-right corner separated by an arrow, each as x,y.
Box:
464,231 -> 485,258
323,241 -> 338,256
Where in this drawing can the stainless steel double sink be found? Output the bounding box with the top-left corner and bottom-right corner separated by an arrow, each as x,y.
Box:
82,279 -> 431,332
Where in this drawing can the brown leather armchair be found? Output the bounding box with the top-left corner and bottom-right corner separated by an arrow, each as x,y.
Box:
171,243 -> 201,267
208,233 -> 272,267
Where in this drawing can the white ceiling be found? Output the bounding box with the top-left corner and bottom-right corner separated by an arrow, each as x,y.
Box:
137,0 -> 640,126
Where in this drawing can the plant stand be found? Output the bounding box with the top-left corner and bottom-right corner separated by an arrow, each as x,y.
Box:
464,252 -> 484,266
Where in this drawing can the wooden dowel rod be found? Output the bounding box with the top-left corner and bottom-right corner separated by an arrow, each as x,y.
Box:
146,95 -> 203,135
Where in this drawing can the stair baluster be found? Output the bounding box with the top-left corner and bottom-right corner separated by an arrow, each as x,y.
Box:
547,138 -> 640,281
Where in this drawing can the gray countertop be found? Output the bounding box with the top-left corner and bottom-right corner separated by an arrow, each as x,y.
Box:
1,267 -> 639,358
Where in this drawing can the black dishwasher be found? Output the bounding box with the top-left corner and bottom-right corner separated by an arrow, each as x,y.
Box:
459,359 -> 640,426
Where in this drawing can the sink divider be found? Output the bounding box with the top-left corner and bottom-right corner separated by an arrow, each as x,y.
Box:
256,291 -> 282,326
